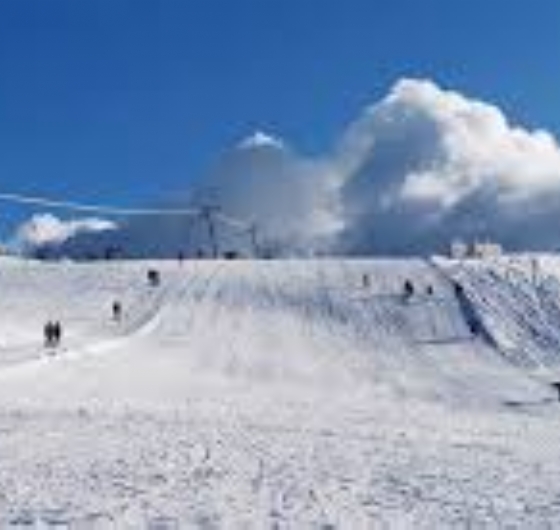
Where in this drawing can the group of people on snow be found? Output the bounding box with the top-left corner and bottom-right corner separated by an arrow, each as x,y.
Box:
402,279 -> 435,301
362,275 -> 479,338
44,321 -> 62,349
42,267 -> 164,354
40,263 -> 478,358
361,273 -> 434,302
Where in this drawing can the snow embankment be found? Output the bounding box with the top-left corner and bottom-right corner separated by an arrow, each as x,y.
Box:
439,255 -> 560,384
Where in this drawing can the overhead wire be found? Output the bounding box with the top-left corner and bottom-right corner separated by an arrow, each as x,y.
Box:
0,190 -> 262,254
0,192 -> 200,217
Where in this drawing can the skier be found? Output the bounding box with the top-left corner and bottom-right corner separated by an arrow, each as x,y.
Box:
426,285 -> 434,296
403,279 -> 414,302
362,274 -> 370,289
452,281 -> 479,337
44,321 -> 54,348
453,282 -> 464,297
52,321 -> 62,346
44,321 -> 61,350
467,318 -> 480,336
147,269 -> 160,287
112,301 -> 122,322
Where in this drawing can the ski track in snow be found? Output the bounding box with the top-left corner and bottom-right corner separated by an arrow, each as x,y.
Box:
0,257 -> 559,527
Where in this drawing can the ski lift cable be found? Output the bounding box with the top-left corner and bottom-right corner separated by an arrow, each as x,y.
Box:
0,192 -> 203,217
0,191 -> 258,236
214,211 -> 252,230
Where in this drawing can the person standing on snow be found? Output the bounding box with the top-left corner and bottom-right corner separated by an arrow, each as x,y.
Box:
44,321 -> 62,350
147,269 -> 160,287
403,279 -> 414,302
112,301 -> 122,322
44,321 -> 54,348
54,321 -> 62,346
362,274 -> 371,289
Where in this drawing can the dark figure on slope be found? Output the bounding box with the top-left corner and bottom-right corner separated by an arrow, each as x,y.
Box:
44,321 -> 62,349
44,321 -> 55,348
403,279 -> 415,302
362,274 -> 370,289
112,301 -> 122,322
147,269 -> 161,287
52,321 -> 62,346
453,282 -> 481,337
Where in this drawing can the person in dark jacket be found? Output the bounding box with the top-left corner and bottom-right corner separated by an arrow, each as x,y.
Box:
44,321 -> 62,349
52,321 -> 62,346
147,269 -> 160,287
362,274 -> 370,289
44,321 -> 54,348
112,301 -> 122,322
403,279 -> 414,302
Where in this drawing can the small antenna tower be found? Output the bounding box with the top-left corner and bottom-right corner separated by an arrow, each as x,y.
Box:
200,205 -> 221,258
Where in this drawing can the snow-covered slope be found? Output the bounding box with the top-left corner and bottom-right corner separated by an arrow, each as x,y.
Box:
439,255 -> 560,381
0,257 -> 552,408
2,256 -> 560,527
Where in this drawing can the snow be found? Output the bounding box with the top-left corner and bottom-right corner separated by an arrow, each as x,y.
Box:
0,256 -> 560,527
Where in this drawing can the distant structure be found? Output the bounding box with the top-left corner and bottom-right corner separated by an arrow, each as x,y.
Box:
0,191 -> 261,261
450,239 -> 469,260
450,239 -> 503,259
472,240 -> 503,259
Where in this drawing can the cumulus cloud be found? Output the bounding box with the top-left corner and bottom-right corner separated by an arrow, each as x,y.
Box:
13,213 -> 117,251
39,131 -> 341,259
13,79 -> 560,257
336,78 -> 560,254
192,131 -> 341,254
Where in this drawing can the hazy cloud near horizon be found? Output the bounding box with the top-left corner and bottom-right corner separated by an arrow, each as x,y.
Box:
14,78 -> 560,256
192,132 -> 342,254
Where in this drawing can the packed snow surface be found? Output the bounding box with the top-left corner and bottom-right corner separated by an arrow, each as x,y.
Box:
0,256 -> 560,528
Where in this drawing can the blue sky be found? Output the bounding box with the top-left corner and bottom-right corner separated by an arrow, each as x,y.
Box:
0,0 -> 559,230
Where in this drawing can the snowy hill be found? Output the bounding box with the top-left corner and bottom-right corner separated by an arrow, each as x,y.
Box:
0,257 -> 553,407
440,255 -> 560,375
2,256 -> 560,527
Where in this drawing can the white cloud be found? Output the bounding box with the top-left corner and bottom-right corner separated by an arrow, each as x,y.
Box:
191,131 -> 341,254
336,78 -> 560,254
14,79 -> 560,257
12,132 -> 339,258
13,213 -> 117,250
237,130 -> 287,151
